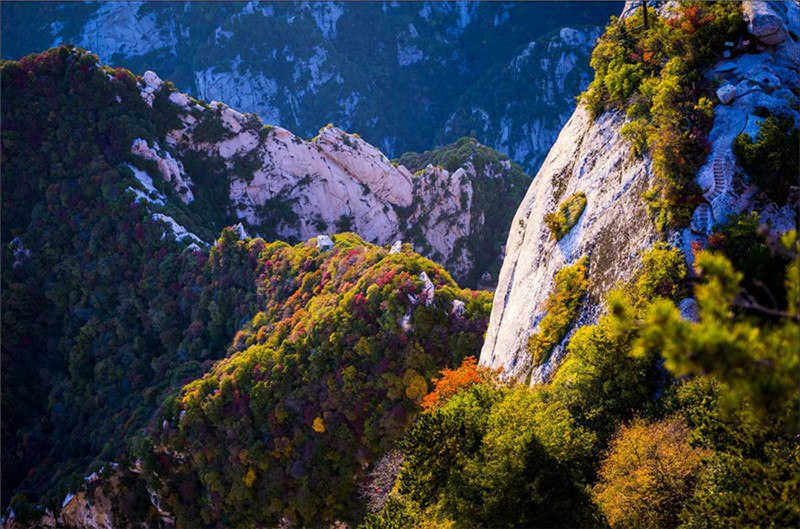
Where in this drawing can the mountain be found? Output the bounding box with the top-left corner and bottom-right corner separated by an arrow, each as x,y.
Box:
481,1 -> 799,381
3,2 -> 799,528
0,45 -> 497,524
0,1 -> 621,172
2,48 -> 528,288
437,25 -> 602,172
359,3 -> 799,528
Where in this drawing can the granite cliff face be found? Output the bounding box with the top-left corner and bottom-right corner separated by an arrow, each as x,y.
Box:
129,72 -> 526,285
480,0 -> 799,384
438,25 -> 603,173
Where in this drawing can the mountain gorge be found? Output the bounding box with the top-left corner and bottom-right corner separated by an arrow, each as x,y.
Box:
2,2 -> 799,529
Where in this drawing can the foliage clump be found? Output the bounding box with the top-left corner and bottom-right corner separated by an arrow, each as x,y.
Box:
581,2 -> 744,231
526,256 -> 589,367
544,191 -> 587,240
733,113 -> 799,206
593,417 -> 709,529
369,230 -> 798,529
366,372 -> 600,529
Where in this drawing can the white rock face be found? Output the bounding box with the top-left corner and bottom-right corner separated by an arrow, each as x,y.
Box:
140,70 -> 163,107
152,213 -> 204,245
156,85 -> 485,279
131,138 -> 194,203
480,1 -> 799,385
76,1 -> 177,61
316,234 -> 334,251
479,107 -> 658,384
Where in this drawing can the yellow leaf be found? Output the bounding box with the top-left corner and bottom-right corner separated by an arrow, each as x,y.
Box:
312,416 -> 325,433
243,468 -> 256,488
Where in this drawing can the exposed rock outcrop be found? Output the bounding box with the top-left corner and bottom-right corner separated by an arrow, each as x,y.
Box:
480,1 -> 799,384
743,0 -> 793,45
147,83 -> 521,284
438,24 -> 603,174
479,106 -> 658,384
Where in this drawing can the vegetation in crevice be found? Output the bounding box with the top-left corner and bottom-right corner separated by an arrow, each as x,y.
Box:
526,256 -> 590,368
544,191 -> 588,241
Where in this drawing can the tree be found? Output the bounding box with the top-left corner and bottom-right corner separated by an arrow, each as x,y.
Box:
593,417 -> 708,529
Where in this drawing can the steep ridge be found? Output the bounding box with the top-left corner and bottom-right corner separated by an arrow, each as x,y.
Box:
0,47 -> 495,525
480,0 -> 799,384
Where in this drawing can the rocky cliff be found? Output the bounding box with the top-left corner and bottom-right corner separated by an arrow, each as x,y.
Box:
480,0 -> 799,384
134,71 -> 527,285
438,25 -> 603,173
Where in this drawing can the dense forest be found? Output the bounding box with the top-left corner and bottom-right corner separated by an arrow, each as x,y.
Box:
1,45 -> 494,525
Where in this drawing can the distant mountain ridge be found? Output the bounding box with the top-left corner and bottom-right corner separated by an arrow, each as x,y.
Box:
1,1 -> 621,173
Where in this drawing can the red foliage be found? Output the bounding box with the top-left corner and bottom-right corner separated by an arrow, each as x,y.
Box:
421,356 -> 498,413
691,240 -> 705,259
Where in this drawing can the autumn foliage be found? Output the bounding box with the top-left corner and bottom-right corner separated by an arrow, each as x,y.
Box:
593,417 -> 708,529
421,356 -> 498,412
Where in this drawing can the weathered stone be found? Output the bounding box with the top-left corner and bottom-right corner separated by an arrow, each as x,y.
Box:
231,222 -> 250,240
716,61 -> 739,73
316,234 -> 334,252
419,272 -> 434,306
389,240 -> 402,254
743,1 -> 788,45
678,298 -> 700,323
716,84 -> 737,105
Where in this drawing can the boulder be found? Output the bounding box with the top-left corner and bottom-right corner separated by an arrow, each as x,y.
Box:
678,298 -> 700,323
743,1 -> 788,45
419,272 -> 434,306
389,240 -> 402,254
231,222 -> 250,240
316,235 -> 334,252
716,84 -> 737,105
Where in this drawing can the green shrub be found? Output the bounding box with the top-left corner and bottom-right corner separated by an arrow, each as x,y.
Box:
733,114 -> 798,206
634,241 -> 688,305
544,191 -> 587,240
526,256 -> 589,367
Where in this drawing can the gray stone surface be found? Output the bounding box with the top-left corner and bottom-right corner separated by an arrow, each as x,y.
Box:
717,84 -> 737,105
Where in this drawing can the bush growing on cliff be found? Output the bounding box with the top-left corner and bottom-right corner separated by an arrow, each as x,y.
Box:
544,191 -> 587,241
526,256 -> 590,368
733,113 -> 799,206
